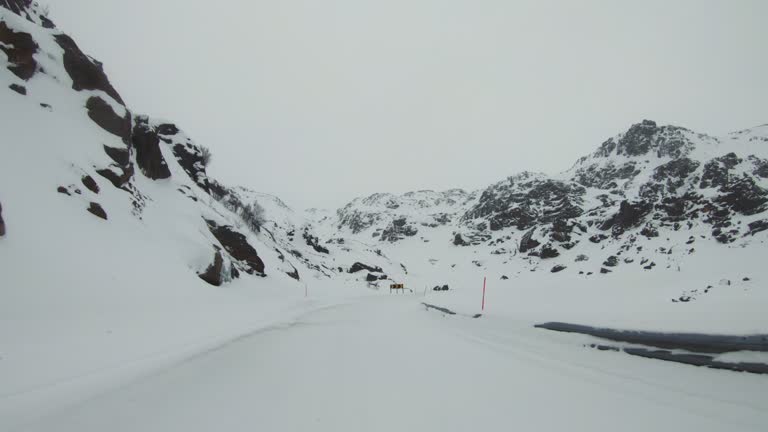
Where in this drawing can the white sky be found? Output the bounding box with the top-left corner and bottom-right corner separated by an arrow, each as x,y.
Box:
51,0 -> 768,209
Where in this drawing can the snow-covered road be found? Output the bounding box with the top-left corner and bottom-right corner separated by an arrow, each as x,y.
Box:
14,296 -> 768,432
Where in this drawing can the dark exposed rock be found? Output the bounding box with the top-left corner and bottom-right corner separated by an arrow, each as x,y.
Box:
54,33 -> 123,104
551,265 -> 567,273
0,0 -> 55,27
132,116 -> 171,180
715,178 -> 767,216
8,83 -> 26,94
348,262 -> 382,274
86,96 -> 132,144
616,120 -> 657,157
575,254 -> 589,262
700,153 -> 742,189
0,21 -> 38,80
518,227 -> 540,253
463,174 -> 584,231
573,162 -> 639,189
745,219 -> 768,236
640,225 -> 659,238
57,186 -> 70,195
285,264 -> 300,281
81,175 -> 99,194
103,145 -> 129,166
87,202 -> 107,220
172,143 -> 209,191
750,156 -> 768,178
303,230 -> 329,254
600,267 -> 612,274
380,217 -> 418,242
156,123 -> 180,136
539,244 -> 560,259
96,165 -> 133,189
453,233 -> 469,246
366,273 -> 379,282
205,219 -> 265,275
0,201 -> 5,236
602,256 -> 619,267
600,200 -> 652,236
198,250 -> 225,286
589,234 -> 608,243
550,219 -> 572,243
501,275 -> 509,280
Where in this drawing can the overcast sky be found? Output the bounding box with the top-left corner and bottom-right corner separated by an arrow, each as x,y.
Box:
51,0 -> 768,209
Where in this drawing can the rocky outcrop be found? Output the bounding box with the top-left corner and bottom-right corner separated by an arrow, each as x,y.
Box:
132,116 -> 171,180
0,201 -> 5,236
600,200 -> 652,236
87,202 -> 107,220
348,262 -> 382,274
380,217 -> 418,242
54,34 -> 124,104
463,173 -> 584,231
303,229 -> 329,254
86,96 -> 132,143
205,219 -> 265,275
0,0 -> 54,28
518,228 -> 540,253
8,83 -> 25,94
0,21 -> 38,80
198,249 -> 225,286
81,175 -> 99,194
171,141 -> 210,192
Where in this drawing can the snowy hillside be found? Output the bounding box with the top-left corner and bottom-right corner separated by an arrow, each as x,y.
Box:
1,3 -> 767,431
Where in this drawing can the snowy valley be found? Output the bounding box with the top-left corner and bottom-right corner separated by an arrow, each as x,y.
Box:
1,2 -> 767,431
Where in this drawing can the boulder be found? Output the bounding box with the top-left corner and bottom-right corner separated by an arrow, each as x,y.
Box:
87,202 -> 107,220
540,244 -> 560,259
198,250 -> 225,286
551,265 -> 567,273
348,262 -> 382,274
132,116 -> 171,180
518,227 -> 540,253
453,233 -> 469,246
81,175 -> 100,194
0,21 -> 38,80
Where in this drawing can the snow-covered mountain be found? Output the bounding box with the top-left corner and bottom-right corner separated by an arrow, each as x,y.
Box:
0,1 -> 405,292
3,0 -> 767,297
327,120 -> 768,280
2,4 -> 767,430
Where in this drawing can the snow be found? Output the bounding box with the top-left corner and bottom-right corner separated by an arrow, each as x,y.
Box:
10,297 -> 768,432
2,6 -> 767,431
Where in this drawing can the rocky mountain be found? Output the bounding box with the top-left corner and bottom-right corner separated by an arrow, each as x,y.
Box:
0,1 -> 403,290
329,120 -> 768,278
2,1 -> 766,292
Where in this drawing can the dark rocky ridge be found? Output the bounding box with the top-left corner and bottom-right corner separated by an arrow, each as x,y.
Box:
132,116 -> 171,180
54,33 -> 124,104
0,21 -> 38,80
205,219 -> 265,275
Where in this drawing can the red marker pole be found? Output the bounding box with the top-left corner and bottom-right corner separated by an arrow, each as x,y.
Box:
482,276 -> 487,311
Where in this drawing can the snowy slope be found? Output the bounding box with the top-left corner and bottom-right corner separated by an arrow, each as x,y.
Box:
1,3 -> 767,431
